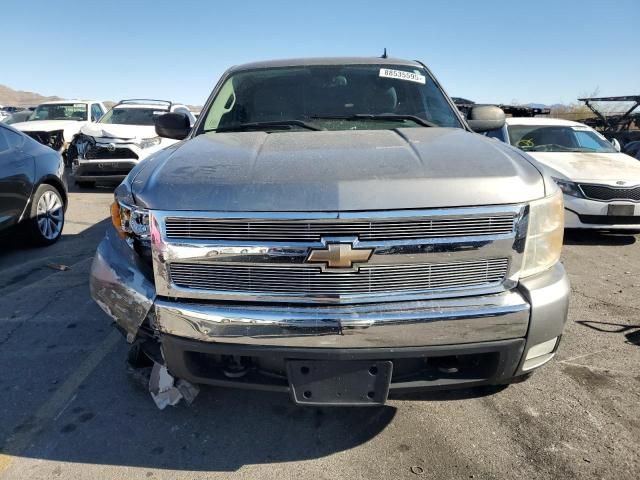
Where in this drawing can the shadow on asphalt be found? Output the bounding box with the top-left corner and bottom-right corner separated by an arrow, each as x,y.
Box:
576,320 -> 640,346
563,229 -> 637,246
6,347 -> 400,471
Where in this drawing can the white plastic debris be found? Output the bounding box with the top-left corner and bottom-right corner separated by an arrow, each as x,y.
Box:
149,363 -> 199,410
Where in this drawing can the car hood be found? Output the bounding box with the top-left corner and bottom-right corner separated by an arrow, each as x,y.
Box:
81,123 -> 157,141
529,151 -> 640,184
12,119 -> 84,132
130,128 -> 545,212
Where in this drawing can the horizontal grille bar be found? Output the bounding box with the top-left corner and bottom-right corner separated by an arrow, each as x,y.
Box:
579,183 -> 640,202
169,258 -> 510,296
164,215 -> 516,241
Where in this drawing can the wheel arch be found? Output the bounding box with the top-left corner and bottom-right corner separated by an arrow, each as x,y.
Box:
37,175 -> 68,211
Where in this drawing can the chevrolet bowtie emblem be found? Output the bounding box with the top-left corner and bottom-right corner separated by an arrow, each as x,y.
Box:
306,243 -> 373,270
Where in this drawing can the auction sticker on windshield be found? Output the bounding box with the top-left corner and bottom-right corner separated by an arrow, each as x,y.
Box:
379,68 -> 426,84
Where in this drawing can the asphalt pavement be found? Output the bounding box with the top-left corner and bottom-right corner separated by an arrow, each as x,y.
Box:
0,178 -> 639,479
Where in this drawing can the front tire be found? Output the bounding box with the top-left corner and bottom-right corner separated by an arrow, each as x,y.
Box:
26,184 -> 65,246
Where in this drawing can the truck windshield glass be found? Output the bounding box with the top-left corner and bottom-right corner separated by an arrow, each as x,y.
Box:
200,64 -> 462,133
29,103 -> 88,121
100,107 -> 167,126
509,125 -> 617,153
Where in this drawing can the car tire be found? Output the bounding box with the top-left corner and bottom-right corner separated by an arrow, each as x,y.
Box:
25,184 -> 65,246
75,180 -> 96,189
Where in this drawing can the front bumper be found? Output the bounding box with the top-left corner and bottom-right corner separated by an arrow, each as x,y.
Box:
90,227 -> 570,392
72,158 -> 138,182
564,195 -> 640,230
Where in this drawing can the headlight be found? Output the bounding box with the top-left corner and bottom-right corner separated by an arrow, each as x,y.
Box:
552,177 -> 583,198
521,189 -> 564,278
138,136 -> 161,149
111,200 -> 150,240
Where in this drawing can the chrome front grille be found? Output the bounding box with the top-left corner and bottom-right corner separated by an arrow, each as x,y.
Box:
579,183 -> 640,202
164,214 -> 516,241
152,206 -> 526,304
169,258 -> 510,296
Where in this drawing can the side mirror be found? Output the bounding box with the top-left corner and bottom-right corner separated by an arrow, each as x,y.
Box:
155,112 -> 191,140
610,138 -> 621,152
467,106 -> 506,133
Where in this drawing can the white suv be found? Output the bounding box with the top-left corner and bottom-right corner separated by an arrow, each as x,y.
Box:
12,100 -> 106,163
70,99 -> 196,187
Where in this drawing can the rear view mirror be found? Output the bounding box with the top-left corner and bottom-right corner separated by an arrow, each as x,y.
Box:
155,112 -> 191,140
467,106 -> 506,133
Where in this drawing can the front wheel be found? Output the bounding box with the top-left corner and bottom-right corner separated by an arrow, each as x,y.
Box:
26,184 -> 65,246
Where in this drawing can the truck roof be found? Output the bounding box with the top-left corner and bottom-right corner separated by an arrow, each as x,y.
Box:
228,57 -> 423,73
38,100 -> 99,105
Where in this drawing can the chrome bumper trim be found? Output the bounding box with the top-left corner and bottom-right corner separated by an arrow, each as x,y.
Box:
153,290 -> 530,348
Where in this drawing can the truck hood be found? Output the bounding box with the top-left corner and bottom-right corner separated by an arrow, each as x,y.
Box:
130,128 -> 545,212
12,119 -> 84,132
529,151 -> 640,184
81,123 -> 157,141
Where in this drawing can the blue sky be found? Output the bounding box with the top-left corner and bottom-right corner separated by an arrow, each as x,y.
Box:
2,0 -> 637,106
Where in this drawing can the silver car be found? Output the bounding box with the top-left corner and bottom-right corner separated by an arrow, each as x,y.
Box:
90,57 -> 569,406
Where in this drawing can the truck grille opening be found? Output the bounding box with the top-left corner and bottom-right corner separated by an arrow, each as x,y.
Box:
169,258 -> 510,296
579,183 -> 640,202
164,214 -> 516,241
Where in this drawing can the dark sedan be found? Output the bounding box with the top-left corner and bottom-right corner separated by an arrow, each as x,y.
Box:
0,123 -> 67,245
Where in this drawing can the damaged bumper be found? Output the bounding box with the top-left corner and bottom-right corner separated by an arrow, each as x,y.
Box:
72,158 -> 138,182
90,227 -> 156,342
91,226 -> 569,400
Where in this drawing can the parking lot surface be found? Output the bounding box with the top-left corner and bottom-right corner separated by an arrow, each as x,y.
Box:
1,179 -> 639,480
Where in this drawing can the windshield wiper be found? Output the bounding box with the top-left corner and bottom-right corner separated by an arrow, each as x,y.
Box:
208,120 -> 322,133
309,114 -> 436,128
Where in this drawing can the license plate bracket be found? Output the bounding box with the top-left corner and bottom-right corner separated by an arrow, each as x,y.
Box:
287,360 -> 393,406
608,204 -> 635,216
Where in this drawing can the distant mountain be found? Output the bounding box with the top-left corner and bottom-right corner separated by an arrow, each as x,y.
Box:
0,84 -> 62,107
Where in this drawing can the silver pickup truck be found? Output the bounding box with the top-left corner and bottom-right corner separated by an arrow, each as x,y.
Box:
90,57 -> 569,406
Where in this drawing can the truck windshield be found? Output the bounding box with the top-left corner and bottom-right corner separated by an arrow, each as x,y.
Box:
200,64 -> 462,133
29,103 -> 87,121
508,125 -> 617,153
100,107 -> 167,126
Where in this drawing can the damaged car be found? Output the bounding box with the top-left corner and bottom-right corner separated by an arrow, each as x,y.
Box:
91,57 -> 569,408
11,100 -> 106,164
69,99 -> 196,188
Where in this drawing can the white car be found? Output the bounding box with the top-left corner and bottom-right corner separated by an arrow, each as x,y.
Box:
486,117 -> 640,231
70,99 -> 195,187
11,100 -> 107,163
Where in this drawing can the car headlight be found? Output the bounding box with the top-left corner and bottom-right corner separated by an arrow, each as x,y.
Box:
111,200 -> 150,240
552,177 -> 583,198
521,189 -> 564,278
138,136 -> 161,149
